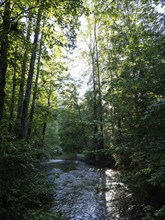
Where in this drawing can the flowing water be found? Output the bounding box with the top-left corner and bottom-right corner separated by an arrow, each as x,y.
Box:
47,159 -> 140,220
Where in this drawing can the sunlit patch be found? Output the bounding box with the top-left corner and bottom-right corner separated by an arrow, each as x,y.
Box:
47,159 -> 64,163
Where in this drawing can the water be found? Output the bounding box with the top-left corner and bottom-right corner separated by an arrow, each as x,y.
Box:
47,159 -> 140,220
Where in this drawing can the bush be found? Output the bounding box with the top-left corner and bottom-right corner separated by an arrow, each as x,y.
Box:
24,209 -> 61,220
0,134 -> 55,220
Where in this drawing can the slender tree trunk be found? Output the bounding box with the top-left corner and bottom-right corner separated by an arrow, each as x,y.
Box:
117,119 -> 122,144
16,12 -> 32,130
77,104 -> 88,147
91,46 -> 98,150
8,66 -> 17,132
94,19 -> 104,149
42,122 -> 47,140
27,32 -> 43,137
42,95 -> 50,140
0,0 -> 11,121
19,8 -> 42,139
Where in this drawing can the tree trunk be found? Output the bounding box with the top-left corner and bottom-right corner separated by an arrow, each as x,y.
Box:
16,12 -> 32,131
8,66 -> 16,132
42,96 -> 50,140
0,0 -> 11,121
77,103 -> 88,147
91,45 -> 98,150
27,32 -> 43,137
42,122 -> 47,140
19,8 -> 42,139
94,19 -> 104,149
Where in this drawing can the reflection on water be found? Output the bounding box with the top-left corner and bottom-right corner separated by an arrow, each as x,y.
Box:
47,159 -> 142,220
47,160 -> 77,172
48,159 -> 65,163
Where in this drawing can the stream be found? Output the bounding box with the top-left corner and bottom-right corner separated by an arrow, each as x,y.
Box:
47,158 -> 140,220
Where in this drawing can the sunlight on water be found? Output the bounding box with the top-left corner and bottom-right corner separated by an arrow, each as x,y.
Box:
47,160 -> 136,219
47,159 -> 64,163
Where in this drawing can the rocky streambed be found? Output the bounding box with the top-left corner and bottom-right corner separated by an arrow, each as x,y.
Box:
47,159 -> 140,220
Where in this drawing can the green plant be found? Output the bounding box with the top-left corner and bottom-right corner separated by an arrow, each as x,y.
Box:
23,209 -> 61,220
0,135 -> 54,220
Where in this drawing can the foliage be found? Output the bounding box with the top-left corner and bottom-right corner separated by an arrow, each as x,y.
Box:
24,209 -> 61,220
58,108 -> 84,152
0,0 -> 86,217
77,0 -> 165,218
0,132 -> 55,220
142,205 -> 165,220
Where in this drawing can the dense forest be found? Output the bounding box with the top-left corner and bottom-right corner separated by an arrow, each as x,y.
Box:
0,0 -> 165,219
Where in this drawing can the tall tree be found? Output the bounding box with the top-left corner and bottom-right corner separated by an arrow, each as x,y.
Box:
91,36 -> 98,151
0,0 -> 11,121
27,30 -> 43,137
16,12 -> 32,130
19,7 -> 42,139
93,17 -> 104,149
8,64 -> 17,132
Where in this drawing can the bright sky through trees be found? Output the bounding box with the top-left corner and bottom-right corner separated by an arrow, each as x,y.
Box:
68,15 -> 89,97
